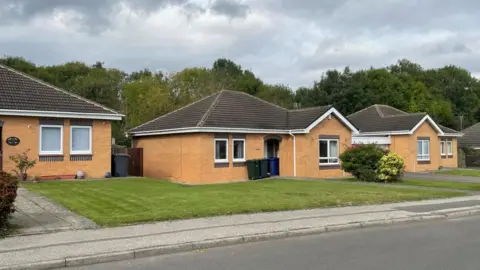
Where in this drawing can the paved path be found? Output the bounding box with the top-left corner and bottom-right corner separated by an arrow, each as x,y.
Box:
2,195 -> 480,269
405,172 -> 480,183
78,215 -> 480,270
9,188 -> 97,236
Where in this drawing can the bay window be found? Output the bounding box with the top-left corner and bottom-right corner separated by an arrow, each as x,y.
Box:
40,125 -> 63,155
319,139 -> 339,165
70,126 -> 92,155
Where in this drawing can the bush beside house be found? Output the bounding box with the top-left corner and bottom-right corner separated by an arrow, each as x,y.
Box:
0,172 -> 18,229
340,144 -> 404,182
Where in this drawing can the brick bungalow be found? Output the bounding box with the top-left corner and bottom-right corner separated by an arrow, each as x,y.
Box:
129,90 -> 359,184
0,64 -> 123,179
348,105 -> 463,172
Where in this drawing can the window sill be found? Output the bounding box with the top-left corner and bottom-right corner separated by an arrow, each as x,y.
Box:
319,163 -> 341,170
233,160 -> 246,163
214,160 -> 229,164
417,160 -> 431,164
441,155 -> 447,159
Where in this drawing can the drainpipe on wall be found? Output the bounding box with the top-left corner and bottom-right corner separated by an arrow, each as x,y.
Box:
289,131 -> 296,177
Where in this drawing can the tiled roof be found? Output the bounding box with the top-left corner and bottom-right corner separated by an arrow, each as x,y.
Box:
348,104 -> 461,134
130,90 -> 335,133
0,64 -> 121,116
458,123 -> 480,147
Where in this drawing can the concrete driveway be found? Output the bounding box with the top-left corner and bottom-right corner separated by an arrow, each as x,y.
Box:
404,172 -> 480,183
9,187 -> 97,236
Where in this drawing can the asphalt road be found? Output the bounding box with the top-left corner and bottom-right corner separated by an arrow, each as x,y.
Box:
71,216 -> 480,270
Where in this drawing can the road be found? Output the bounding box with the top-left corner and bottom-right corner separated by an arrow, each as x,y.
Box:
71,216 -> 480,270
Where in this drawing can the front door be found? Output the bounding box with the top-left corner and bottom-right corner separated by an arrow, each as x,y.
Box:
265,139 -> 279,158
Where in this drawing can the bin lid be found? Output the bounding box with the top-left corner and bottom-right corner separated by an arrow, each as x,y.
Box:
114,153 -> 130,157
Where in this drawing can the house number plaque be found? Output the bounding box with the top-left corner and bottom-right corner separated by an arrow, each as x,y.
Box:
6,137 -> 20,146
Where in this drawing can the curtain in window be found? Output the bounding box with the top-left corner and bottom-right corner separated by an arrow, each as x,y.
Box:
233,141 -> 244,159
41,127 -> 61,152
72,128 -> 90,152
215,141 -> 227,160
329,140 -> 338,163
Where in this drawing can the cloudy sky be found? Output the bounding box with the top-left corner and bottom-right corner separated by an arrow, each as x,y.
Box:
1,0 -> 480,88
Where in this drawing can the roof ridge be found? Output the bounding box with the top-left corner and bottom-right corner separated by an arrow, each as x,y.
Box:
374,104 -> 385,117
129,91 -> 221,132
347,104 -> 376,118
197,91 -> 224,127
227,90 -> 288,112
382,112 -> 426,118
0,64 -> 121,116
288,105 -> 331,112
376,104 -> 409,115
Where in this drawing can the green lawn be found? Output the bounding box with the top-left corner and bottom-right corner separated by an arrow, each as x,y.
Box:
436,169 -> 480,177
333,177 -> 480,191
23,178 -> 464,226
399,179 -> 480,191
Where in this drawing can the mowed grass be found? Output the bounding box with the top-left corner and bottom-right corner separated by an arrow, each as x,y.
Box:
436,169 -> 480,177
23,178 -> 464,226
400,179 -> 480,191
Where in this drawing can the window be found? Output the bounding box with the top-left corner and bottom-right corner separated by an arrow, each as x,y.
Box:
447,141 -> 453,155
417,140 -> 430,161
70,126 -> 92,155
319,139 -> 339,165
40,125 -> 63,155
440,141 -> 446,156
214,139 -> 228,163
232,139 -> 245,162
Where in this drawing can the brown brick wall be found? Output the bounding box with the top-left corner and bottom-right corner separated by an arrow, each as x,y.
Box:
389,122 -> 458,172
295,115 -> 351,178
1,116 -> 111,178
134,115 -> 352,184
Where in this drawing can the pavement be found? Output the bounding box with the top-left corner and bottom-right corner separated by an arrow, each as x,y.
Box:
3,195 -> 480,269
9,188 -> 97,236
405,171 -> 480,183
77,215 -> 480,270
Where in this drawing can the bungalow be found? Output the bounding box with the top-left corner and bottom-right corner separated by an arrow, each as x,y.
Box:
348,104 -> 463,172
0,64 -> 123,179
129,90 -> 358,184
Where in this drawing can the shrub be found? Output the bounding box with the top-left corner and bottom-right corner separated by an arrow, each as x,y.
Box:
9,150 -> 36,181
0,172 -> 18,229
340,144 -> 386,182
377,152 -> 405,182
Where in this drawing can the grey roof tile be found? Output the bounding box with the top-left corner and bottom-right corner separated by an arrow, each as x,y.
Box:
130,90 -> 340,133
347,104 -> 460,134
0,64 -> 120,116
458,123 -> 480,147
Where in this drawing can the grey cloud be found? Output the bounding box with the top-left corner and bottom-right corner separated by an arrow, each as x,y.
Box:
0,0 -> 188,33
424,42 -> 472,56
210,0 -> 250,18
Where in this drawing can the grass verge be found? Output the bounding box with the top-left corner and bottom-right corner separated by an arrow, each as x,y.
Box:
436,169 -> 480,177
23,178 -> 465,226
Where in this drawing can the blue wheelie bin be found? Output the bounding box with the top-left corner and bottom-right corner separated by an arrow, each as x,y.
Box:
269,157 -> 279,176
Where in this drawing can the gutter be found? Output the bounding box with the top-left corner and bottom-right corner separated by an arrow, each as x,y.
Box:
289,131 -> 297,177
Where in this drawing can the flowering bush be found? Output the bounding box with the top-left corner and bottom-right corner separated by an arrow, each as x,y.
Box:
377,153 -> 405,182
340,144 -> 386,182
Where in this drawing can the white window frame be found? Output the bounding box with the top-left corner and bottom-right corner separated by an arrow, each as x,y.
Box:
447,140 -> 453,155
417,140 -> 430,161
214,138 -> 229,163
39,125 -> 64,155
70,126 -> 92,155
232,138 -> 246,162
319,139 -> 340,165
440,141 -> 446,156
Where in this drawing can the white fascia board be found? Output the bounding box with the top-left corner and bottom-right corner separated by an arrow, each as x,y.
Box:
355,130 -> 411,136
410,115 -> 444,135
441,133 -> 464,137
0,109 -> 123,120
305,107 -> 359,133
352,136 -> 391,145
